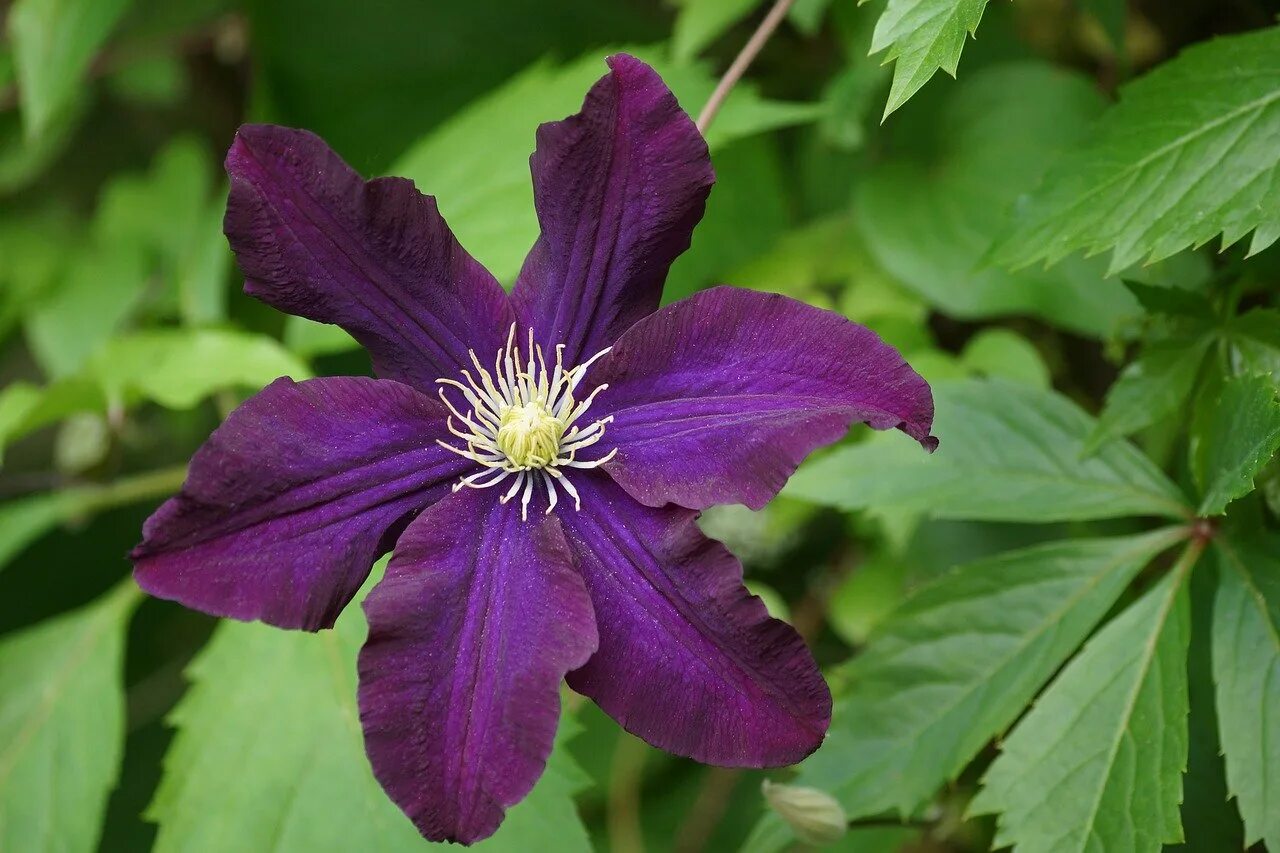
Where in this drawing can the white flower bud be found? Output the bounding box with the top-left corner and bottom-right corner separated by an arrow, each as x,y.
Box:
761,779 -> 847,846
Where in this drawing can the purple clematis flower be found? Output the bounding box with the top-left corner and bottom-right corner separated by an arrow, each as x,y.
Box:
132,54 -> 935,844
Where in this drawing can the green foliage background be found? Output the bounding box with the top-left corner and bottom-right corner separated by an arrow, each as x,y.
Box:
1,0 -> 1279,850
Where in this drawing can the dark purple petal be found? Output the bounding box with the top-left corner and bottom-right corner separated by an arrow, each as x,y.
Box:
512,54 -> 714,364
561,472 -> 830,767
590,286 -> 936,511
225,124 -> 513,389
358,489 -> 597,844
133,376 -> 467,631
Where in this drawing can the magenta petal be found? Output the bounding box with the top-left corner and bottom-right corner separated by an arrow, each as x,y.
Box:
590,286 -> 937,510
512,54 -> 714,364
561,473 -> 830,766
225,124 -> 513,389
358,489 -> 598,844
132,377 -> 466,630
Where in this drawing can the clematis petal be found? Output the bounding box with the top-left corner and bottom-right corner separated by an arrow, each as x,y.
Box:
561,472 -> 830,767
590,286 -> 936,511
133,376 -> 468,631
358,488 -> 597,844
225,124 -> 513,389
512,54 -> 714,364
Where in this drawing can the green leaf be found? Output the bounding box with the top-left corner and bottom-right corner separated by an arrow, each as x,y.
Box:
856,63 -> 1148,338
478,710 -> 593,851
1122,281 -> 1214,319
744,580 -> 791,623
0,585 -> 136,853
22,136 -> 220,337
743,529 -> 1186,853
1,466 -> 186,570
0,378 -> 104,463
812,0 -> 891,151
176,191 -> 232,326
664,136 -> 791,304
392,47 -> 818,286
838,264 -> 929,328
788,0 -> 832,35
957,329 -> 1050,389
106,53 -> 189,106
87,329 -> 311,410
8,0 -> 134,139
1212,533 -> 1280,850
727,215 -> 867,310
0,384 -> 44,465
0,79 -> 86,193
993,26 -> 1280,274
283,316 -> 360,358
0,330 -> 310,458
94,135 -> 214,271
1171,562 -> 1244,852
0,205 -> 77,334
23,241 -> 148,378
150,613 -> 423,851
672,0 -> 763,62
697,498 -> 812,566
786,378 -> 1191,522
819,63 -> 888,152
970,556 -> 1194,853
1191,374 -> 1280,515
868,0 -> 992,117
826,554 -> 907,646
0,492 -> 71,572
1086,332 -> 1214,453
1227,308 -> 1280,376
245,0 -> 658,174
152,579 -> 592,852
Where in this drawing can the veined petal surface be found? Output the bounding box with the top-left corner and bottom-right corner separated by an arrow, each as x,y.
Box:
133,377 -> 465,630
225,124 -> 514,389
512,54 -> 714,364
561,473 -> 830,766
591,287 -> 935,510
358,488 -> 598,844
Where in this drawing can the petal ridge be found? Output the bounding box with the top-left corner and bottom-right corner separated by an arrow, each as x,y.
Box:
589,286 -> 937,510
133,376 -> 466,630
358,489 -> 598,843
225,124 -> 513,389
561,473 -> 830,767
512,54 -> 714,363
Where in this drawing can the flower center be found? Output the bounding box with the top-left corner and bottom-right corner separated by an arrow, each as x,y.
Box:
496,400 -> 563,467
435,326 -> 616,520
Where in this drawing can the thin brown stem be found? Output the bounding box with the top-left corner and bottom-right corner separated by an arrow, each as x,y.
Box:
695,0 -> 799,135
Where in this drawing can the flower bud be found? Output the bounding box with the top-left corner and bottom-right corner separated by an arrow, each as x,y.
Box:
761,779 -> 847,846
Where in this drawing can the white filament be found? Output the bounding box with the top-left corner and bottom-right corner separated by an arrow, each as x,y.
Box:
436,326 -> 616,520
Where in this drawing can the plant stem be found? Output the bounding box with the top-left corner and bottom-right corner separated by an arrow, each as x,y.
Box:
1171,534 -> 1209,583
607,735 -> 648,853
72,464 -> 188,515
695,0 -> 799,134
674,767 -> 740,853
848,815 -> 937,830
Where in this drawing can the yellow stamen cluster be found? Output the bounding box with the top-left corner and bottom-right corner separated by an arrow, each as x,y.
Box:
496,401 -> 563,468
436,326 -> 616,520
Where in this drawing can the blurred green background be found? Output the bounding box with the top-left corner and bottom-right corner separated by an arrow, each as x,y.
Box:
2,0 -> 1277,851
